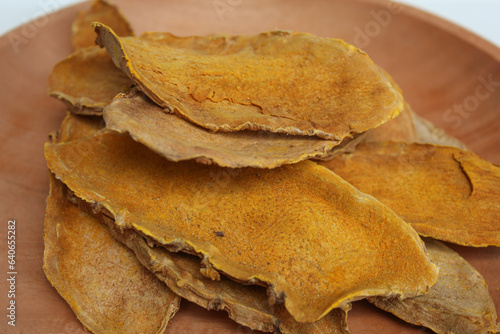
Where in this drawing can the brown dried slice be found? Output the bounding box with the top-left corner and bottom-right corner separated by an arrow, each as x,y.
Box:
364,102 -> 417,143
72,0 -> 133,50
370,239 -> 498,334
58,112 -> 351,332
311,132 -> 367,161
43,174 -> 180,334
55,112 -> 104,142
47,46 -> 132,115
44,130 -> 438,323
82,205 -> 351,333
93,23 -> 404,140
363,66 -> 416,143
413,113 -> 468,150
367,97 -> 467,149
104,90 -> 350,168
320,142 -> 500,247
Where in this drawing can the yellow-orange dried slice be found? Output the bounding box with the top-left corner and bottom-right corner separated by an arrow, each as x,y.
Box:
104,90 -> 349,168
44,130 -> 438,323
413,113 -> 468,150
47,46 -> 132,115
320,142 -> 500,247
43,174 -> 180,334
72,0 -> 133,50
370,238 -> 498,334
82,207 -> 351,333
364,102 -> 417,143
93,23 -> 404,140
53,112 -> 350,333
56,112 -> 104,142
362,66 -> 416,143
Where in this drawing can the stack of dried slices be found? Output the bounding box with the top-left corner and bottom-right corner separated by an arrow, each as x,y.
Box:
42,1 -> 500,333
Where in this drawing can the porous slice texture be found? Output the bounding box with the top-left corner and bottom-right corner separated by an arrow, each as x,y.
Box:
44,129 -> 438,323
93,23 -> 404,140
47,46 -> 132,115
104,90 -> 344,168
72,0 -> 133,50
320,142 -> 500,247
370,238 -> 498,334
82,205 -> 351,333
43,174 -> 180,334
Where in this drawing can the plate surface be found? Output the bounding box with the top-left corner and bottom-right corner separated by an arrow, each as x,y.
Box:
0,0 -> 499,333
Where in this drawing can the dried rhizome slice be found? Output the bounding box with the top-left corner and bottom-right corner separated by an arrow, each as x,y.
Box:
72,0 -> 133,50
47,46 -> 132,115
78,200 -> 351,334
43,174 -> 180,334
363,66 -> 417,143
44,129 -> 438,323
103,90 -> 362,168
370,238 -> 498,334
93,23 -> 404,140
362,93 -> 466,149
364,102 -> 417,144
54,112 -> 104,143
56,112 -> 351,332
413,113 -> 468,150
320,142 -> 500,247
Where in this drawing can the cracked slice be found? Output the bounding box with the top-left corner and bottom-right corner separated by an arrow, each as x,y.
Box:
320,142 -> 500,247
104,90 -> 353,168
82,203 -> 351,333
72,0 -> 133,50
43,174 -> 180,334
56,112 -> 351,332
47,46 -> 132,115
93,23 -> 403,140
370,239 -> 498,334
44,129 -> 438,323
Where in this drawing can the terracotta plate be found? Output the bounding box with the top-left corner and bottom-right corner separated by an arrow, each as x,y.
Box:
0,0 -> 499,333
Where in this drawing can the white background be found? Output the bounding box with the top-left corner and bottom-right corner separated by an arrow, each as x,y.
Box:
1,0 -> 499,48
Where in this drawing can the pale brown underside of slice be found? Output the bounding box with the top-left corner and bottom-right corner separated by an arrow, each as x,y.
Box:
320,142 -> 500,247
72,0 -> 133,50
43,174 -> 180,334
47,46 -> 132,115
45,130 -> 438,323
93,23 -> 403,140
81,202 -> 351,333
370,239 -> 498,334
413,113 -> 468,150
364,102 -> 417,143
104,90 -> 344,168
